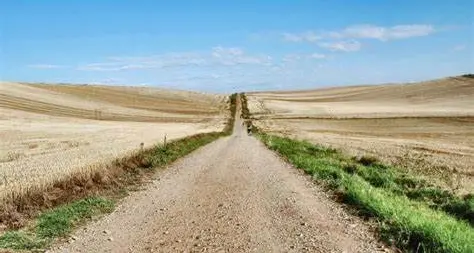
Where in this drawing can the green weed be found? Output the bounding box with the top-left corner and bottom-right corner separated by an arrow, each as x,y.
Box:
257,133 -> 474,252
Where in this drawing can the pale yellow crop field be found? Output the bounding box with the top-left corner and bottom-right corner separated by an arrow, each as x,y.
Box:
0,82 -> 228,203
248,76 -> 474,193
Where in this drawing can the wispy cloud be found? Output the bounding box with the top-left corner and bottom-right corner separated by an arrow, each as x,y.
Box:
89,78 -> 123,85
282,31 -> 321,42
281,24 -> 437,53
334,24 -> 436,41
211,46 -> 272,65
78,53 -> 207,71
310,53 -> 326,59
282,33 -> 303,42
28,64 -> 66,69
282,54 -> 302,63
77,62 -> 149,71
453,44 -> 467,51
282,24 -> 437,43
283,53 -> 327,63
77,47 -> 272,71
319,40 -> 361,52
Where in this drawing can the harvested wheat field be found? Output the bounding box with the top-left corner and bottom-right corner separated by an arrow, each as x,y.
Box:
247,76 -> 474,193
0,82 -> 227,207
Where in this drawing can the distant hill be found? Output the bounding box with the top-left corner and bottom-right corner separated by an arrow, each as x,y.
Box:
247,76 -> 474,118
0,82 -> 225,122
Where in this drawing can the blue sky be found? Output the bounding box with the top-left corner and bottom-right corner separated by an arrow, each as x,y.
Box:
1,0 -> 472,92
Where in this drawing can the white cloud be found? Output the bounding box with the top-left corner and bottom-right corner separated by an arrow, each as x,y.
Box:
76,62 -> 153,71
282,24 -> 437,46
319,40 -> 361,52
89,78 -> 123,85
28,64 -> 65,69
310,53 -> 326,59
282,33 -> 303,42
77,47 -> 272,71
212,46 -> 243,57
282,31 -> 321,43
283,53 -> 327,63
304,32 -> 321,42
78,53 -> 209,71
211,46 -> 272,65
282,54 -> 302,63
453,44 -> 467,51
338,24 -> 436,41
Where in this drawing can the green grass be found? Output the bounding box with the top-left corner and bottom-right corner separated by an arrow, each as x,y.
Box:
0,197 -> 113,250
240,92 -> 250,120
224,93 -> 237,135
0,231 -> 46,250
145,132 -> 227,168
257,133 -> 474,253
344,176 -> 473,253
258,132 -> 474,225
36,197 -> 114,239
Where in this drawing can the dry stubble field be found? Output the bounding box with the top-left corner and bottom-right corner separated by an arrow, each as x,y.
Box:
0,82 -> 227,206
247,76 -> 474,193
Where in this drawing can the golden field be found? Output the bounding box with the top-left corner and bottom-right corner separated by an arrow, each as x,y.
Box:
247,76 -> 474,193
0,82 -> 228,206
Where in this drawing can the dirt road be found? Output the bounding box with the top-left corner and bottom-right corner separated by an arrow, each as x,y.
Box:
50,112 -> 385,252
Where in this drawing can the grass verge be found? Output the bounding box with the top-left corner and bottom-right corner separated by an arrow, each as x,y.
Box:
240,92 -> 250,120
0,94 -> 237,251
0,197 -> 113,250
257,133 -> 474,253
224,93 -> 237,135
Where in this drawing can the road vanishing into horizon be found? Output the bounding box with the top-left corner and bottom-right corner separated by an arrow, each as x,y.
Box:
50,100 -> 387,253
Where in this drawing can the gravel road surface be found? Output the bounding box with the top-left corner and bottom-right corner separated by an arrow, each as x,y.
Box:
50,110 -> 387,253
